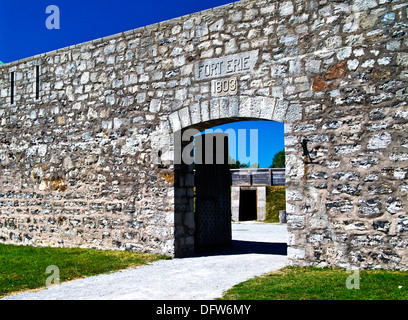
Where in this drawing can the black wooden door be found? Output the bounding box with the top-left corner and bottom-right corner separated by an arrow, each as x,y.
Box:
194,133 -> 232,252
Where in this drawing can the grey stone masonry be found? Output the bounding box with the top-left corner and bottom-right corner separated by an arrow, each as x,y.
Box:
0,0 -> 408,269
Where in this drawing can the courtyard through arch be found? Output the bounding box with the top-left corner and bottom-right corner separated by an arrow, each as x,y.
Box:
172,115 -> 287,257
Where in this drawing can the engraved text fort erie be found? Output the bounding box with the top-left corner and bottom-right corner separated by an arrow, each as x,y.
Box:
195,50 -> 259,80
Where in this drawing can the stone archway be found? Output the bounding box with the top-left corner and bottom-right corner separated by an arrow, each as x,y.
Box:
167,96 -> 295,257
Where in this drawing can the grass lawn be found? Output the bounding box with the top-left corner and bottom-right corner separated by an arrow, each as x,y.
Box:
220,266 -> 408,300
0,244 -> 167,298
265,186 -> 286,223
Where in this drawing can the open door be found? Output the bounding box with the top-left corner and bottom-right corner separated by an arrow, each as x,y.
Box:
194,133 -> 232,253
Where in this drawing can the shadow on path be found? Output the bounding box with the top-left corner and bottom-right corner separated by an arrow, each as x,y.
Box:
192,240 -> 287,257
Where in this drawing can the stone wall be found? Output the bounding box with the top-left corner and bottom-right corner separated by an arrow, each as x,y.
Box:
0,0 -> 407,269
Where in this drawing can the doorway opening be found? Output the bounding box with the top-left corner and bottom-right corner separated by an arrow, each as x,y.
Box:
239,189 -> 257,221
174,119 -> 286,257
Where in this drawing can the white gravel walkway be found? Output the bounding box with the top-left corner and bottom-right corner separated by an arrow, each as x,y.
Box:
3,222 -> 287,300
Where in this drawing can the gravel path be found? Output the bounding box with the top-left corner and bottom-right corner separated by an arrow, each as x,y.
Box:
3,222 -> 287,300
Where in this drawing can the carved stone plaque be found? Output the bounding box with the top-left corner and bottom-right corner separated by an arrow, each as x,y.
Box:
195,50 -> 259,80
211,77 -> 238,97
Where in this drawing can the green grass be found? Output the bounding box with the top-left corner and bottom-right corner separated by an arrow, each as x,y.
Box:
265,186 -> 286,223
220,266 -> 408,300
0,244 -> 167,298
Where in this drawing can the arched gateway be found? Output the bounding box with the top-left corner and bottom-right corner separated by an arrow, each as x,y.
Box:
0,0 -> 407,270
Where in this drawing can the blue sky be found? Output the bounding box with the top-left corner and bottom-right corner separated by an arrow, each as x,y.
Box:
208,121 -> 284,168
0,0 -> 284,167
0,0 -> 240,63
